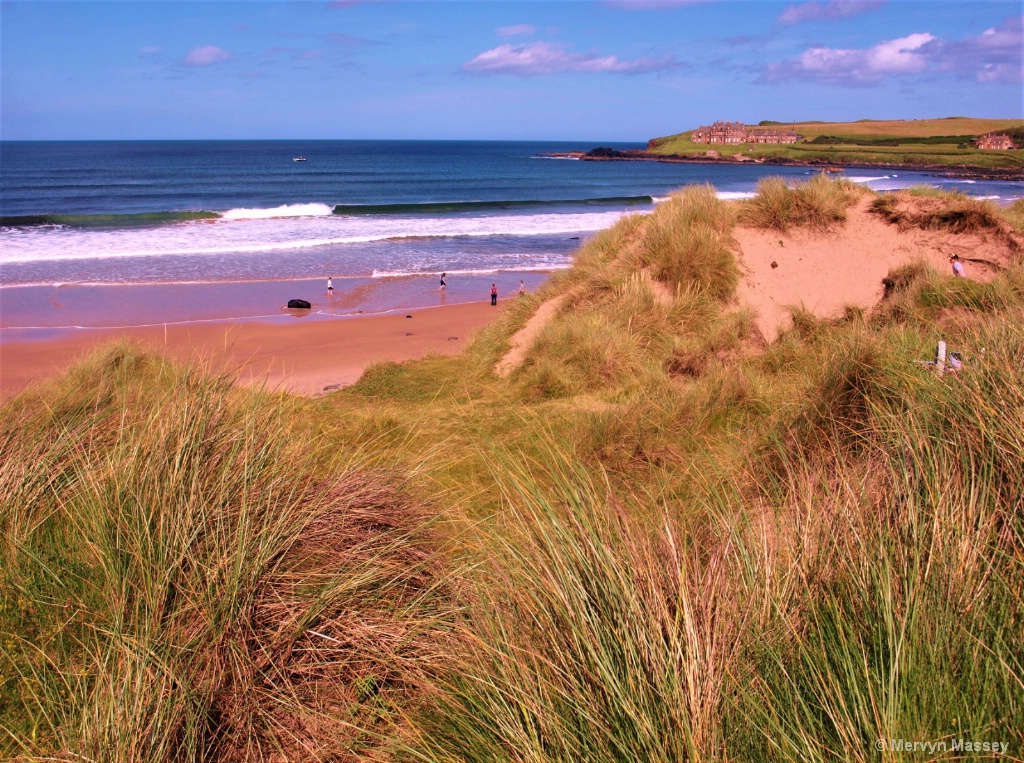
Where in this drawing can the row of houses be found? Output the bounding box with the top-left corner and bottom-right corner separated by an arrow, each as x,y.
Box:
690,121 -> 800,145
689,122 -> 1017,150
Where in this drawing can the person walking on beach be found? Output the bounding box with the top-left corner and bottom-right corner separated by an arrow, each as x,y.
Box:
327,276 -> 334,295
518,280 -> 526,296
950,254 -> 965,277
439,272 -> 447,290
490,283 -> 498,306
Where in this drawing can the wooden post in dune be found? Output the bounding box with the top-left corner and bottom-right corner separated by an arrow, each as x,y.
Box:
936,340 -> 947,378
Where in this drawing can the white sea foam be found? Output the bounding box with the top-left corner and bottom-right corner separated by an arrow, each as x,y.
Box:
0,210 -> 628,265
846,176 -> 891,183
221,203 -> 334,220
371,264 -> 571,278
717,191 -> 757,200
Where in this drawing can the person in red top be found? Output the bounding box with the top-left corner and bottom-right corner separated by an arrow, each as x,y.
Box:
490,283 -> 498,306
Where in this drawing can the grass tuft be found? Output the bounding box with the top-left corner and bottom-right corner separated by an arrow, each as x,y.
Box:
870,190 -> 1006,235
633,185 -> 739,300
741,174 -> 860,232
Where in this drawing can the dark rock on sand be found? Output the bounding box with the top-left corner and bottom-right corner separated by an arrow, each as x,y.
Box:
287,299 -> 312,309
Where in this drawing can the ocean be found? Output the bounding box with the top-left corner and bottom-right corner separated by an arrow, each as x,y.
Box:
1,140 -> 1021,329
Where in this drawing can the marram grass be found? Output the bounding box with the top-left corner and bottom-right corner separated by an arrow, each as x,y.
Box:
4,182 -> 1024,762
741,174 -> 862,232
407,313 -> 1024,762
0,343 -> 454,761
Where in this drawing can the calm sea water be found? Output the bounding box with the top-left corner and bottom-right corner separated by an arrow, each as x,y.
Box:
2,140 -> 1021,288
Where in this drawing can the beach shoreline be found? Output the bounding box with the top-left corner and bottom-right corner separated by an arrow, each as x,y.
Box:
0,271 -> 542,399
0,297 -> 509,400
0,271 -> 553,334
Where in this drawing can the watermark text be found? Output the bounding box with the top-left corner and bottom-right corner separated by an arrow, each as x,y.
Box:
875,738 -> 1009,755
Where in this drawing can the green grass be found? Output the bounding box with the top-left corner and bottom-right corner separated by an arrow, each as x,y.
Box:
646,117 -> 1024,170
0,343 -> 454,760
869,190 -> 1008,234
406,305 -> 1024,762
641,184 -> 739,297
740,174 -> 863,232
4,186 -> 1024,761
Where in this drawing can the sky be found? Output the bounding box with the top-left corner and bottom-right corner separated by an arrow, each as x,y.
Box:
1,0 -> 1021,141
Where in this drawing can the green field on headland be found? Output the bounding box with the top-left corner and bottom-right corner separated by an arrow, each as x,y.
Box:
3,180 -> 1024,760
648,117 -> 1024,170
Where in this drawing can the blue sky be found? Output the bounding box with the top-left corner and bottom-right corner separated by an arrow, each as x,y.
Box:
2,0 -> 1021,141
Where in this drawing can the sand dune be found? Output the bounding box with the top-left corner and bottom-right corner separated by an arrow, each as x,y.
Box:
733,196 -> 1017,342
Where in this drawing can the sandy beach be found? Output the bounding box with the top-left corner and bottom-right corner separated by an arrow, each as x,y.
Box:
0,271 -> 554,399
0,298 -> 506,400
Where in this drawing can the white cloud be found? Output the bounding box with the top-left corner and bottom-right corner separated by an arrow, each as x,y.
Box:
925,15 -> 1023,84
184,46 -> 231,67
764,16 -> 1023,86
139,46 -> 162,55
777,0 -> 885,26
764,32 -> 932,84
463,41 -> 678,76
864,32 -> 934,73
498,24 -> 536,37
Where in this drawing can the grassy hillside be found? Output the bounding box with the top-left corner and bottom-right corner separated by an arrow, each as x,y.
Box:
3,181 -> 1024,760
648,117 -> 1024,170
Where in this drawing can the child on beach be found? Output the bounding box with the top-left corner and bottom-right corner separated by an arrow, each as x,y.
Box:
490,283 -> 498,306
440,272 -> 447,290
518,280 -> 526,296
949,255 -> 965,277
327,276 -> 334,295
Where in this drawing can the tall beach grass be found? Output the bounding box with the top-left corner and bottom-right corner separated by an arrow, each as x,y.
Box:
0,343 -> 453,760
5,182 -> 1024,761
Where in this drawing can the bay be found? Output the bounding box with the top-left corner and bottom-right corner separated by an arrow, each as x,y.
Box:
1,139 -> 1020,288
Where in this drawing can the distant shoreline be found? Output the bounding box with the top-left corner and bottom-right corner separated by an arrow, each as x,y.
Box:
545,149 -> 1024,182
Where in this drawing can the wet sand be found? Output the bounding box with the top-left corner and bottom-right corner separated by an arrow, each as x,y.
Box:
0,273 -> 540,399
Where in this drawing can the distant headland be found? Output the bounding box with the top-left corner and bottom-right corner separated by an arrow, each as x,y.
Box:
552,117 -> 1024,180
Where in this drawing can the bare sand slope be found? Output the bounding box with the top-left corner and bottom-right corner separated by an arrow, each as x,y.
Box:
494,295 -> 568,377
733,197 -> 1017,342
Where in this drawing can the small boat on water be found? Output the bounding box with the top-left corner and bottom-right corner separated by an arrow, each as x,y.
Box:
292,156 -> 307,162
